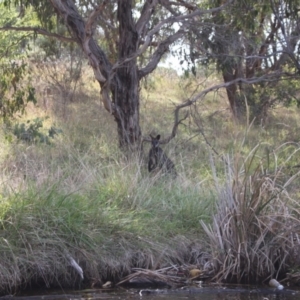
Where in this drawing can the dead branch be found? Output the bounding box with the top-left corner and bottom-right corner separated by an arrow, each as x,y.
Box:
85,1 -> 107,36
116,268 -> 185,287
0,26 -> 76,43
142,110 -> 189,145
155,71 -> 286,146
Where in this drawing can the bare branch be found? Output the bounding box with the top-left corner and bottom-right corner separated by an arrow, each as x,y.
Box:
159,0 -> 198,15
185,72 -> 283,108
159,0 -> 181,16
139,29 -> 185,78
106,27 -> 184,88
136,0 -> 231,60
138,1 -> 232,77
0,26 -> 76,43
170,0 -> 198,11
270,0 -> 300,72
162,72 -> 285,144
143,110 -> 189,144
85,1 -> 107,36
136,0 -> 158,36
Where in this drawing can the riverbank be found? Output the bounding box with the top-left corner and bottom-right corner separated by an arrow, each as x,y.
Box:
1,135 -> 300,294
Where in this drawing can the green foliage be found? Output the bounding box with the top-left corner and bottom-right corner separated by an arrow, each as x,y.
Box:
0,3 -> 61,145
3,0 -> 55,30
0,59 -> 61,144
0,2 -> 40,57
0,3 -> 40,123
0,61 -> 37,122
12,117 -> 61,144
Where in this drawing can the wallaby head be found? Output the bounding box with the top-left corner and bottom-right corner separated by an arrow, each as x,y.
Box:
150,134 -> 161,149
148,134 -> 177,177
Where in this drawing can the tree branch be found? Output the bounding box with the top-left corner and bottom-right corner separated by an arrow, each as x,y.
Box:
162,72 -> 286,144
169,0 -> 198,11
270,0 -> 300,72
85,1 -> 107,36
136,0 -> 158,36
138,29 -> 185,78
137,1 -> 232,77
0,26 -> 76,43
84,1 -> 108,79
49,0 -> 114,115
137,0 -> 231,57
159,0 -> 181,16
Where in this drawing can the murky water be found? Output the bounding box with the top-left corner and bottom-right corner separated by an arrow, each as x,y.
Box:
3,286 -> 300,300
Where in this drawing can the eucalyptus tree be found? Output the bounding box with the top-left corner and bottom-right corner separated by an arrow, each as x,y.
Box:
0,2 -> 39,123
188,0 -> 300,121
1,0 -> 230,149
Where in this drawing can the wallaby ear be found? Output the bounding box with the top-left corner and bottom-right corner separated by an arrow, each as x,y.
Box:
156,134 -> 160,140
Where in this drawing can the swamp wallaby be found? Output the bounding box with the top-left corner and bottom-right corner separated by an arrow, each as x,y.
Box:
148,134 -> 177,176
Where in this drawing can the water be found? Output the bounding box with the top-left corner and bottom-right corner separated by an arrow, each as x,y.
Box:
3,285 -> 300,300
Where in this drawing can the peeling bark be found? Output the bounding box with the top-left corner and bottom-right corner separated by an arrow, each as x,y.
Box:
114,0 -> 141,148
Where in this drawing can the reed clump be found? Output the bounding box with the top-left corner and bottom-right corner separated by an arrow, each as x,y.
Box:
201,143 -> 300,283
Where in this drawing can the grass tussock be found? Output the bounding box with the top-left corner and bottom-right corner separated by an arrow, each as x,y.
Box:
201,143 -> 300,283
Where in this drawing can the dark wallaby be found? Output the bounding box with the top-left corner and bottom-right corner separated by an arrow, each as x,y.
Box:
148,134 -> 177,176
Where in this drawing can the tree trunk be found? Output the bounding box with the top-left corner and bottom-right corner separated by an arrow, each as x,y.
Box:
114,0 -> 141,149
222,68 -> 244,120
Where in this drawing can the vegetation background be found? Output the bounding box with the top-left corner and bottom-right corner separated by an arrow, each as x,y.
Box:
1,0 -> 300,295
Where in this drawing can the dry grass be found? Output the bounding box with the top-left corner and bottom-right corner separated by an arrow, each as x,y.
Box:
201,142 -> 300,283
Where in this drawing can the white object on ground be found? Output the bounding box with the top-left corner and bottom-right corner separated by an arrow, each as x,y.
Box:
68,255 -> 84,280
269,279 -> 284,290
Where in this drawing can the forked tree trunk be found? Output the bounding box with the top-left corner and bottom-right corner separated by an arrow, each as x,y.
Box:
50,0 -> 141,150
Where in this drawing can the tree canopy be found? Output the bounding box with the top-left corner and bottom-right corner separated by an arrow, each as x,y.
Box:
187,0 -> 300,121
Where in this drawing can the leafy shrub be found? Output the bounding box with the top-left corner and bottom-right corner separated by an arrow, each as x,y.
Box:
13,117 -> 61,144
0,61 -> 36,123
